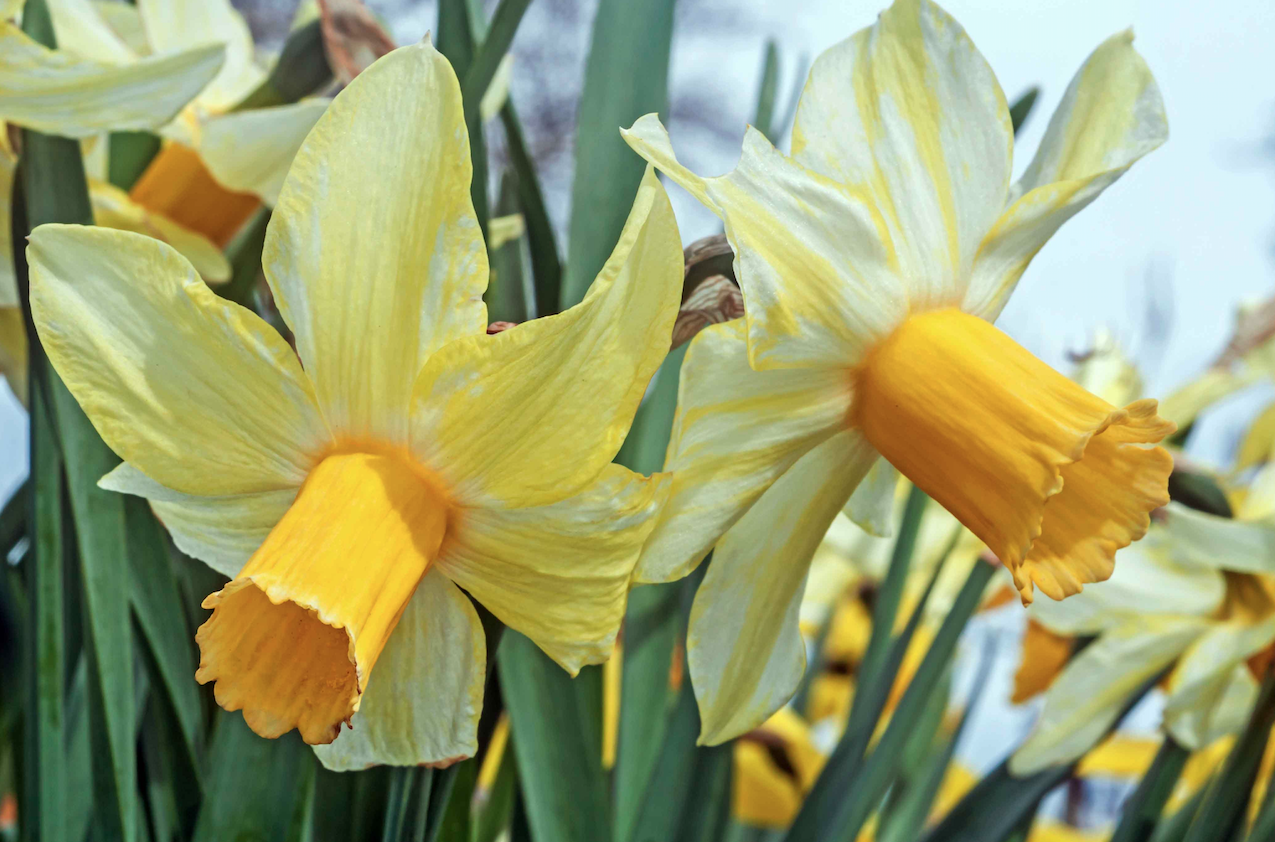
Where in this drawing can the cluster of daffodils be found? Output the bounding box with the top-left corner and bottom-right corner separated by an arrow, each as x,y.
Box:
19,0 -> 1182,775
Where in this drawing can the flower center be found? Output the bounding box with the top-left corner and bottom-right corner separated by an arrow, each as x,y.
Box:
195,451 -> 449,744
855,308 -> 1174,604
129,142 -> 260,248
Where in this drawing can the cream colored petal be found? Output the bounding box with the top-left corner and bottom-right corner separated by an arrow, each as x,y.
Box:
437,465 -> 668,676
1010,617 -> 1207,775
313,569 -> 485,769
1163,503 -> 1275,575
1028,536 -> 1226,637
633,319 -> 854,585
99,462 -> 296,579
92,1 -> 150,56
89,180 -> 231,283
1242,464 -> 1275,522
842,457 -> 899,538
1165,625 -> 1274,749
1,0 -> 19,20
196,100 -> 328,206
0,24 -> 224,137
691,429 -> 877,745
963,31 -> 1167,320
47,0 -> 135,64
410,166 -> 681,508
264,42 -> 487,444
791,0 -> 1013,306
622,115 -> 902,370
137,0 -> 265,111
29,225 -> 329,495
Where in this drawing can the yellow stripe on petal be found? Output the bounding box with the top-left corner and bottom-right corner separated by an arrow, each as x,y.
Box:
90,179 -> 232,282
28,225 -> 328,496
197,452 -> 450,745
264,41 -> 488,444
411,167 -> 681,509
129,142 -> 260,249
855,308 -> 1174,604
0,24 -> 224,137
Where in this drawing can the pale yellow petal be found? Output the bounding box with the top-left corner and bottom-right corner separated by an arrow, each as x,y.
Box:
137,0 -> 265,111
1165,632 -> 1268,749
92,1 -> 150,56
633,319 -> 854,585
0,307 -> 26,406
28,225 -> 329,495
1164,502 -> 1275,575
792,0 -> 1013,307
410,166 -> 681,509
196,100 -> 328,206
99,462 -> 296,579
622,115 -> 902,370
1235,401 -> 1275,473
842,457 -> 899,538
264,42 -> 487,445
1010,618 -> 1208,775
436,464 -> 668,675
47,0 -> 135,64
0,24 -> 224,137
691,430 -> 878,745
964,31 -> 1167,319
313,569 -> 485,769
89,179 -> 231,283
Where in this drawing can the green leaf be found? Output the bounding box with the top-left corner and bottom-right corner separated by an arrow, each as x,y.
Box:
1109,737 -> 1189,842
486,170 -> 531,323
107,131 -> 161,191
614,344 -> 688,476
752,41 -> 781,143
1009,86 -> 1040,136
499,105 -> 561,317
191,711 -> 315,842
474,737 -> 518,842
438,0 -> 489,231
1168,467 -> 1234,518
435,758 -> 478,842
561,0 -> 678,308
232,19 -> 333,111
219,209 -> 272,309
1183,671 -> 1275,842
381,767 -> 437,842
0,479 -> 26,556
460,0 -> 532,112
499,631 -> 611,842
1151,782 -> 1209,842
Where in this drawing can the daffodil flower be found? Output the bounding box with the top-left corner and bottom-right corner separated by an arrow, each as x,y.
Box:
620,0 -> 1173,743
28,41 -> 683,767
733,708 -> 827,829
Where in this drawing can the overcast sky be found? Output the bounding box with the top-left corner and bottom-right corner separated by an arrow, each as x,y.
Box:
3,0 -> 1274,493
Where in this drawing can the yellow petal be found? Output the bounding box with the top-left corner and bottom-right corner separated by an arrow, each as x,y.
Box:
197,452 -> 450,745
195,100 -> 328,206
313,569 -> 485,769
842,458 -> 899,538
136,0 -> 265,111
1164,503 -> 1275,575
1011,619 -> 1072,704
690,430 -> 878,745
1027,823 -> 1110,842
792,0 -> 1013,304
91,0 -> 150,56
129,141 -> 261,249
0,307 -> 26,406
0,24 -> 224,137
733,741 -> 802,828
1010,618 -> 1208,775
264,42 -> 488,445
1076,735 -> 1161,779
1071,331 -> 1144,409
47,0 -> 135,64
89,179 -> 231,282
99,462 -> 296,579
633,319 -> 854,585
1235,401 -> 1275,473
28,225 -> 328,495
622,116 -> 902,370
1163,615 -> 1275,748
964,31 -> 1167,319
410,166 -> 681,509
856,308 -> 1174,604
436,464 -> 669,675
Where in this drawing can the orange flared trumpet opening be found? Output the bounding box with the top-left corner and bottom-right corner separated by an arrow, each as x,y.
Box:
129,141 -> 260,248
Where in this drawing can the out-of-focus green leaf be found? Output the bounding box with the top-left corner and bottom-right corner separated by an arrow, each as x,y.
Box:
381,767 -> 436,842
1168,468 -> 1234,518
191,711 -> 314,842
499,631 -> 610,842
1009,86 -> 1039,136
220,209 -> 272,309
233,19 -> 333,111
1151,783 -> 1209,842
460,0 -> 532,112
435,758 -> 478,842
561,0 -> 677,308
486,170 -> 530,323
438,0 -> 489,230
752,41 -> 781,143
1183,672 -> 1275,842
475,738 -> 518,842
0,479 -> 26,555
614,344 -> 688,475
423,764 -> 460,842
125,497 -> 202,794
499,105 -> 560,317
107,131 -> 161,191
64,659 -> 93,842
1109,737 -> 1189,842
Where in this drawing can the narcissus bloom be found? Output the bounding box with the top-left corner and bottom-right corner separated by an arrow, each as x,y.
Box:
623,0 -> 1173,743
29,41 -> 683,767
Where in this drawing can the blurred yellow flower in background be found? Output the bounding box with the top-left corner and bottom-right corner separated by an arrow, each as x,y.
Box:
28,41 -> 684,765
619,0 -> 1173,744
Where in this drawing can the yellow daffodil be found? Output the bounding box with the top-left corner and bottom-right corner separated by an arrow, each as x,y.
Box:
1012,506 -> 1275,774
733,707 -> 827,828
27,41 -> 683,767
620,0 -> 1173,744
